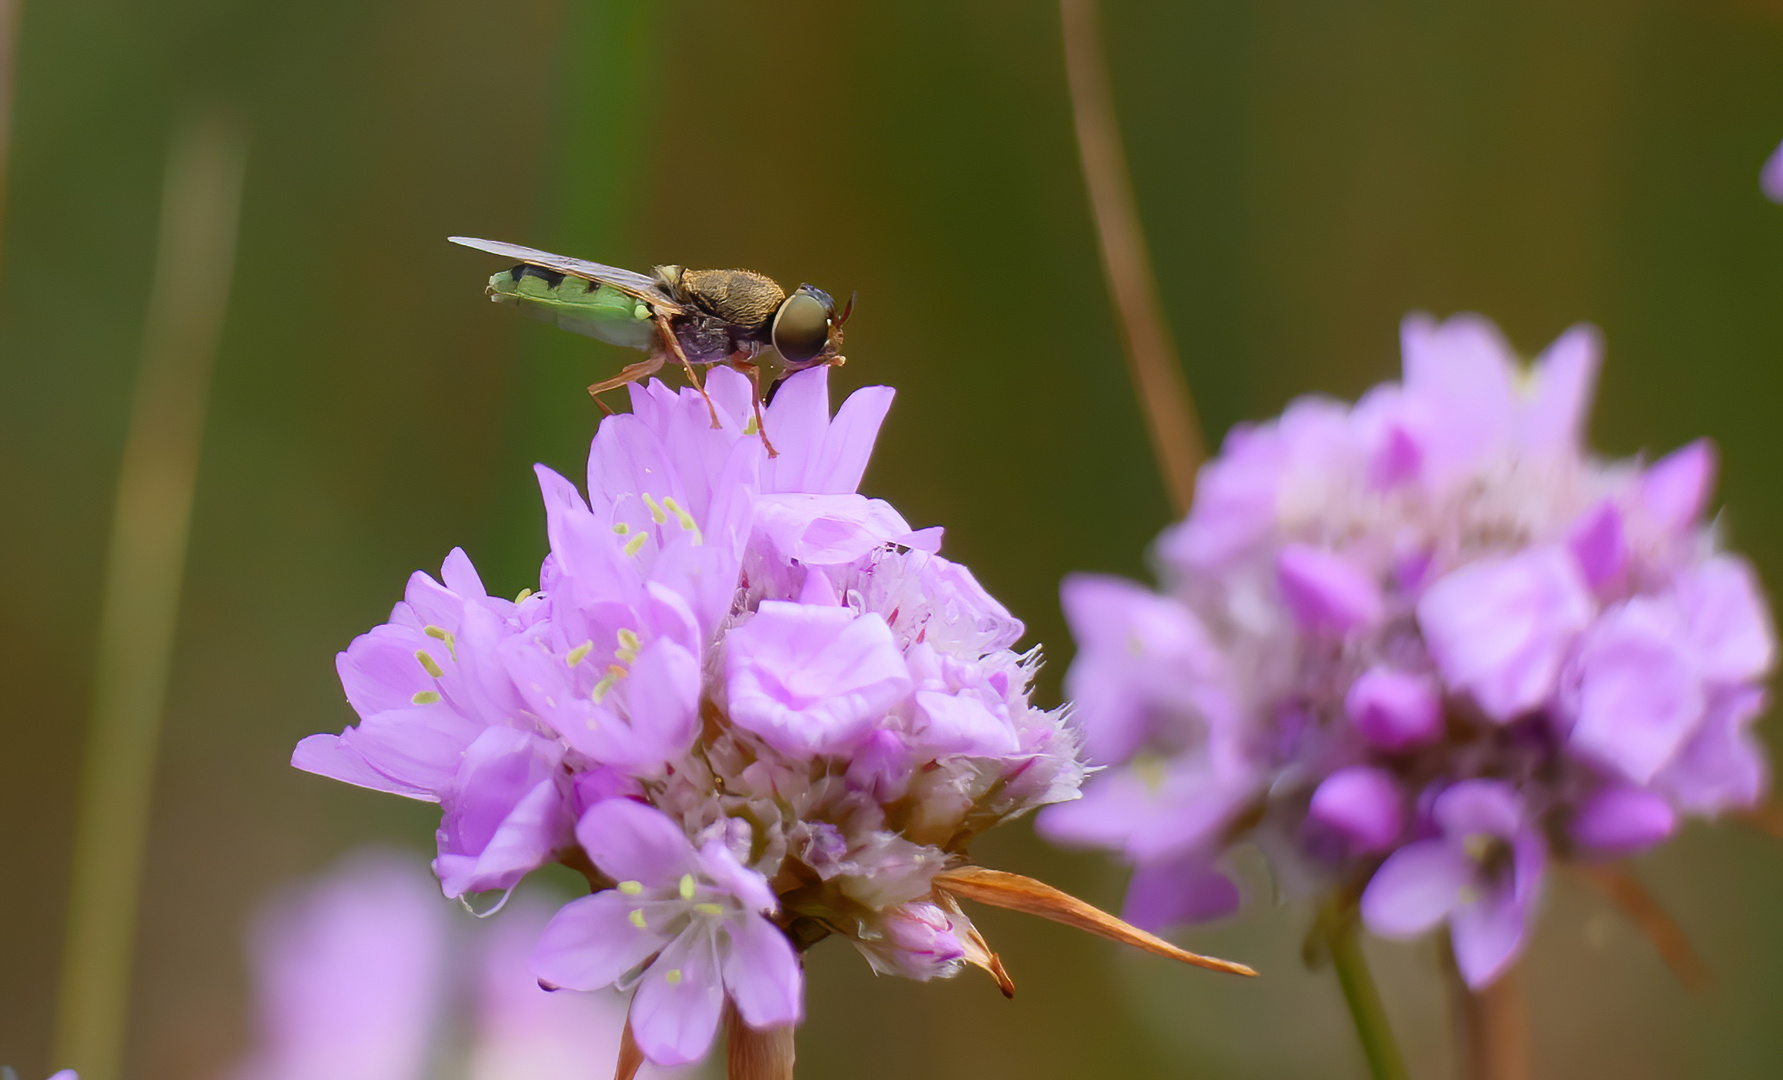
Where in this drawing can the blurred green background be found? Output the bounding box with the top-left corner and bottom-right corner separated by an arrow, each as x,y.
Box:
5,0 -> 1783,1076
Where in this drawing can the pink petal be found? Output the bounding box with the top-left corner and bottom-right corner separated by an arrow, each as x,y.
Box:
1122,858 -> 1240,930
1345,667 -> 1443,750
575,799 -> 699,886
1417,546 -> 1594,722
1309,766 -> 1405,853
1360,841 -> 1472,938
1569,600 -> 1705,784
1450,885 -> 1532,989
811,385 -> 895,494
530,891 -> 667,992
1640,439 -> 1717,533
1568,786 -> 1677,854
725,604 -> 912,756
1520,323 -> 1601,453
291,734 -> 435,802
1677,556 -> 1776,683
759,367 -> 831,493
1276,544 -> 1383,634
1567,501 -> 1627,593
628,934 -> 726,1066
720,914 -> 804,1029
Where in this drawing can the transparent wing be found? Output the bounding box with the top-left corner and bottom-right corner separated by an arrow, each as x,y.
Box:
447,236 -> 682,312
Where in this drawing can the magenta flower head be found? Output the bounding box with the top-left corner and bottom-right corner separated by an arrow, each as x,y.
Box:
1042,313 -> 1776,990
296,368 -> 1252,1076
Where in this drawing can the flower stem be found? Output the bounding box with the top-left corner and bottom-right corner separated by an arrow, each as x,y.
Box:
52,109 -> 247,1080
725,1005 -> 795,1080
1058,0 -> 1205,516
1455,965 -> 1531,1080
1327,914 -> 1410,1080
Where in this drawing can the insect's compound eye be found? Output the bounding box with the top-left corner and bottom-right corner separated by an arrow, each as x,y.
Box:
771,291 -> 831,364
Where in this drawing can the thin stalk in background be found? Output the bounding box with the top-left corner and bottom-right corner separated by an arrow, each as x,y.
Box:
0,0 -> 23,265
1324,910 -> 1410,1080
1059,0 -> 1205,517
53,109 -> 248,1080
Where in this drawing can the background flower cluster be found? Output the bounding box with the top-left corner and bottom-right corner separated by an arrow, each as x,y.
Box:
1043,313 -> 1777,987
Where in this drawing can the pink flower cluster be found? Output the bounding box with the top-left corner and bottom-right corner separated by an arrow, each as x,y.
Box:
1041,314 -> 1776,987
295,368 -> 1083,1066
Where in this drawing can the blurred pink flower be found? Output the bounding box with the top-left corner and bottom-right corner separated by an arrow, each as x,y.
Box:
1043,312 -> 1776,988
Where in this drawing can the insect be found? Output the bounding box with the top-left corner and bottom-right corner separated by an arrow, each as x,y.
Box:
448,237 -> 853,454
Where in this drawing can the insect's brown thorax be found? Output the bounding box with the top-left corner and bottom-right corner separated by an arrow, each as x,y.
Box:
656,266 -> 785,330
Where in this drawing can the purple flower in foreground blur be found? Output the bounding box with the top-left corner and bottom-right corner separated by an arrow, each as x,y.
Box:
295,367 -> 1209,1070
229,850 -> 684,1080
230,852 -> 446,1080
1764,139 -> 1783,203
1043,313 -> 1776,988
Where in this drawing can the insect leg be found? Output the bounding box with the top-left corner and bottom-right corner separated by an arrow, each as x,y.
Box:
654,314 -> 721,428
730,359 -> 780,458
587,353 -> 666,412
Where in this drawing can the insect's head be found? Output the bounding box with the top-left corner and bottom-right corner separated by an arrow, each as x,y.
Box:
772,284 -> 855,367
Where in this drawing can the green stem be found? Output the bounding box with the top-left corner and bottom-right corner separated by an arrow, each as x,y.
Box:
1328,915 -> 1410,1080
52,110 -> 247,1080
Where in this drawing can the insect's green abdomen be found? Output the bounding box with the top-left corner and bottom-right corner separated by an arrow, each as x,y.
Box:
487,269 -> 656,351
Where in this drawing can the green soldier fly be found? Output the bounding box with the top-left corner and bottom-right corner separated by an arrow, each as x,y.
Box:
449,237 -> 854,455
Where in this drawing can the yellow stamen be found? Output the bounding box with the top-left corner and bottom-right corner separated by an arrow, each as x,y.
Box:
678,874 -> 695,900
661,496 -> 698,533
566,641 -> 593,667
618,880 -> 643,895
415,650 -> 444,678
411,690 -> 441,705
623,533 -> 648,557
664,968 -> 683,985
616,628 -> 641,664
424,624 -> 456,659
744,416 -> 759,436
642,493 -> 667,525
694,902 -> 723,916
613,522 -> 631,535
515,587 -> 533,603
629,909 -> 647,929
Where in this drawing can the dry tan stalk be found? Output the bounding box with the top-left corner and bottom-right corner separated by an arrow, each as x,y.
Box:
1569,862 -> 1711,992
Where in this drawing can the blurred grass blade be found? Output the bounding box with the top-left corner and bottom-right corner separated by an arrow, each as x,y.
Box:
542,0 -> 658,254
934,865 -> 1257,976
1059,0 -> 1205,516
53,109 -> 248,1080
